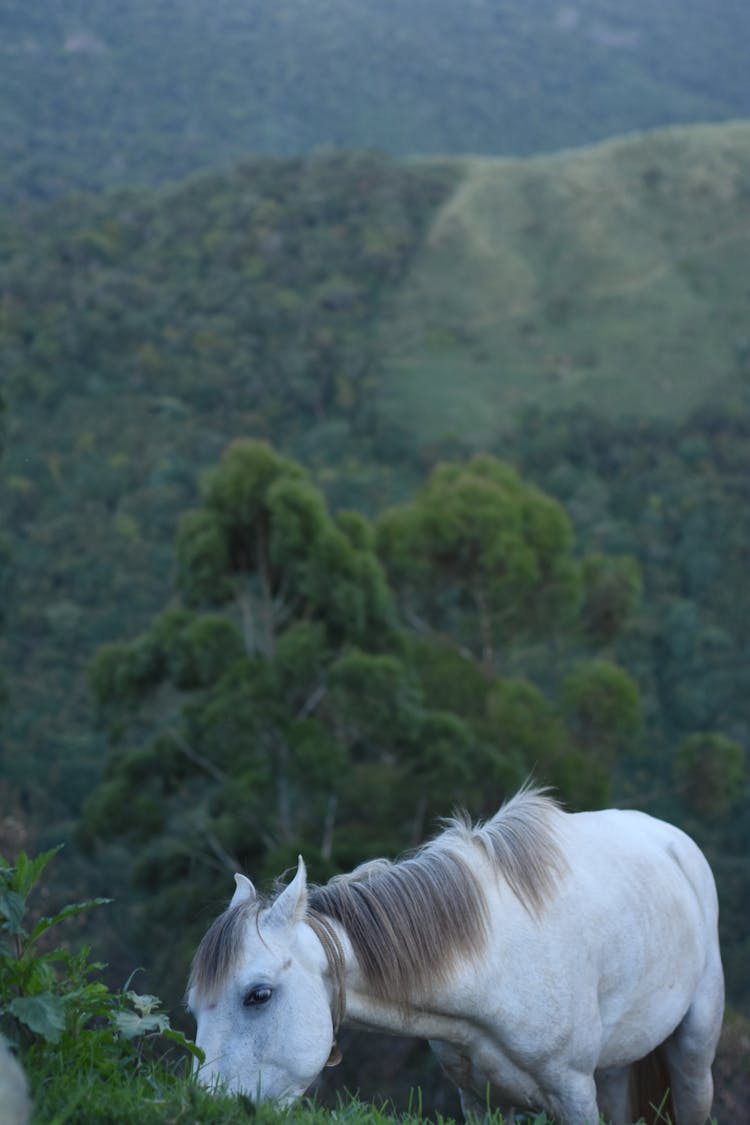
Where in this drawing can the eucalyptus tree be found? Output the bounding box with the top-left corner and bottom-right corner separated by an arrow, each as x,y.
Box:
375,454 -> 582,666
375,454 -> 643,805
83,441 -> 643,998
87,440 -> 399,876
84,441 -> 494,983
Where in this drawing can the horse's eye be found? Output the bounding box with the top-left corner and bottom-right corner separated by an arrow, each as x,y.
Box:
244,986 -> 273,1007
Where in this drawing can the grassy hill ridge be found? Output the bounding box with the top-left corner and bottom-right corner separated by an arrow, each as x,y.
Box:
377,122 -> 750,447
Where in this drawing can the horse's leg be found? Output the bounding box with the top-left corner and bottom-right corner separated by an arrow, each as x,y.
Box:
427,1041 -> 505,1123
458,1087 -> 485,1120
595,1065 -> 631,1125
662,955 -> 724,1125
544,1071 -> 600,1125
457,1087 -> 516,1123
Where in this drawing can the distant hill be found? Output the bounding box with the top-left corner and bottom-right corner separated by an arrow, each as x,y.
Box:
377,122 -> 750,448
3,122 -> 750,1017
2,0 -> 750,201
2,123 -> 750,826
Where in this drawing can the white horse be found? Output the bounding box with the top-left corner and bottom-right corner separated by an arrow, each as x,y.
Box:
187,788 -> 724,1124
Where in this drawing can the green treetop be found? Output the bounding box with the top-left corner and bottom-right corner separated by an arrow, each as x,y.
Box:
82,442 -> 643,998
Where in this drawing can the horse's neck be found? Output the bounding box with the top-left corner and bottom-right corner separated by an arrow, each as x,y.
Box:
344,988 -> 469,1042
330,924 -> 473,1043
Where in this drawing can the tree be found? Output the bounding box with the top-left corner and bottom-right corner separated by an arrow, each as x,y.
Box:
674,732 -> 746,818
560,658 -> 642,769
578,553 -> 642,647
175,438 -> 395,651
83,441 -> 643,1000
83,441 -> 477,991
484,677 -> 583,800
376,454 -> 582,665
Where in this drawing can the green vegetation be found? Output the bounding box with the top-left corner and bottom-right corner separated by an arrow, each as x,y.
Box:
377,124 -> 750,443
79,440 -> 637,1001
507,404 -> 750,1012
1,124 -> 749,1115
0,149 -> 456,843
0,846 -> 209,1124
2,0 -> 750,203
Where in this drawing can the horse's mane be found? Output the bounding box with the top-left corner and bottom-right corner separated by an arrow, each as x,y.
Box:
188,787 -> 567,1009
308,786 -> 567,1006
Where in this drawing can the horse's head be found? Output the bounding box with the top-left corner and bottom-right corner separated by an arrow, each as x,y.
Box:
187,857 -> 339,1102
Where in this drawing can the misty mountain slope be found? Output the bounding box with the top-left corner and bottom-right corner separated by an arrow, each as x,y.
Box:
2,124 -> 750,824
378,122 -> 750,447
2,0 -> 750,201
3,126 -> 750,1017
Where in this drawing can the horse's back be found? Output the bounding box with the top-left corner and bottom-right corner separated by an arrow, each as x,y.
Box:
567,807 -> 718,928
438,801 -> 723,1122
558,808 -> 722,1065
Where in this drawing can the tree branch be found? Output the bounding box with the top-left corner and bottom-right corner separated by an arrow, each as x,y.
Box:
168,728 -> 226,783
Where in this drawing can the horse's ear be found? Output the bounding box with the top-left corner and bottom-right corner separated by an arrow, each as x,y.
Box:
267,855 -> 308,928
230,872 -> 257,908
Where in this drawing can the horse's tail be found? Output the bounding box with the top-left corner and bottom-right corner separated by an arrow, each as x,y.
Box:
629,1044 -> 676,1124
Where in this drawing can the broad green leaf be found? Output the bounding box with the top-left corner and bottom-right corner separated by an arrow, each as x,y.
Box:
12,847 -> 63,900
124,990 -> 162,1016
162,1026 -> 205,1062
113,1008 -> 169,1039
30,897 -> 112,943
9,992 -> 66,1043
0,890 -> 26,934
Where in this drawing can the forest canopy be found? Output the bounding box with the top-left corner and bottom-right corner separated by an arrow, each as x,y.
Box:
1,138 -> 749,1036
80,440 -> 646,996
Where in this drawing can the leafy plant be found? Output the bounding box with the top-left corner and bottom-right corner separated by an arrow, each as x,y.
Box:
0,846 -> 202,1102
0,846 -> 110,1048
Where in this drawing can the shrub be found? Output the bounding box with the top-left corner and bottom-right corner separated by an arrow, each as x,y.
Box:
0,847 -> 202,1121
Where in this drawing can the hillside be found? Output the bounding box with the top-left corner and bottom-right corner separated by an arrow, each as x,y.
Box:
377,122 -> 750,446
1,124 -> 750,1022
3,123 -> 750,813
2,0 -> 750,202
0,150 -> 456,833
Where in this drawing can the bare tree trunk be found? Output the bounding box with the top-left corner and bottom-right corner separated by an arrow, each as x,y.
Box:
410,789 -> 428,848
321,793 -> 338,861
474,586 -> 494,665
256,523 -> 276,657
277,739 -> 292,842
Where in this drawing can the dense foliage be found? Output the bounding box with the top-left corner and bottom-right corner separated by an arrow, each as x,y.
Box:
0,150 -> 454,843
0,847 -> 211,1123
3,0 -> 750,203
1,133 -> 749,1113
79,440 -> 640,1000
507,404 -> 750,1006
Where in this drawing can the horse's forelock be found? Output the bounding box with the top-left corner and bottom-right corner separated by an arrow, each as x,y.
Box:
188,898 -> 262,1003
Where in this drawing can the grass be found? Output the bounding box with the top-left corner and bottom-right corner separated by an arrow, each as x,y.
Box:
28,1070 -> 712,1125
378,121 -> 750,449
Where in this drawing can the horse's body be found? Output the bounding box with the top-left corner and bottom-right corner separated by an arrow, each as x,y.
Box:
187,789 -> 724,1124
